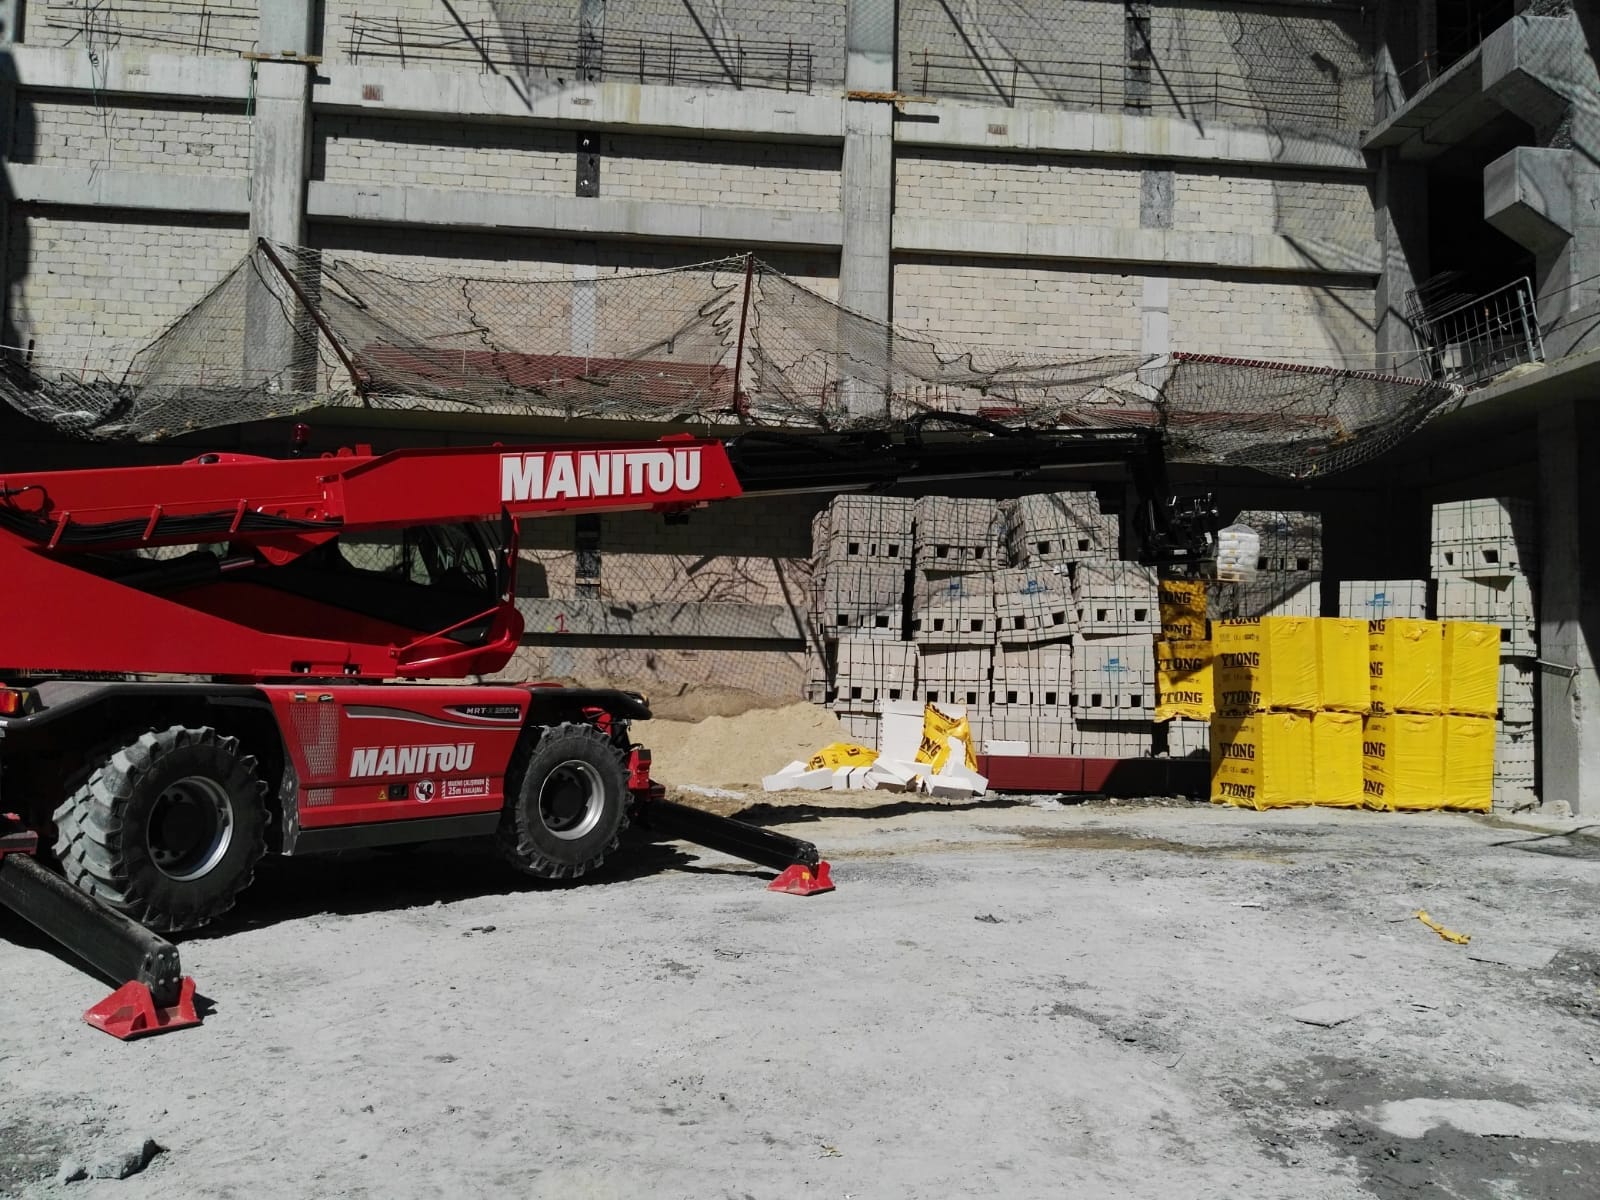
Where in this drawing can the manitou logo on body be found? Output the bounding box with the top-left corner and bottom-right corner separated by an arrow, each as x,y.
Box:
350,743 -> 476,778
500,447 -> 704,503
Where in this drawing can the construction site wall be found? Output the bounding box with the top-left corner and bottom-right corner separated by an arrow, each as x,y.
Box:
0,0 -> 1380,705
5,211 -> 248,363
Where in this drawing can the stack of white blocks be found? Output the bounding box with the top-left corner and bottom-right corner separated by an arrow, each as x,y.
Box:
1070,558 -> 1158,758
911,501 -> 1002,743
1338,579 -> 1429,621
812,496 -> 916,744
988,565 -> 1076,755
1431,497 -> 1539,811
1002,492 -> 1120,563
1214,510 -> 1323,620
807,489 -> 1171,764
914,496 -> 1004,573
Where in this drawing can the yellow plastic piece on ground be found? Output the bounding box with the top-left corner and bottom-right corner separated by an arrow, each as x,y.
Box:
806,743 -> 879,772
1441,622 -> 1500,718
1155,639 -> 1214,721
1416,910 -> 1471,945
915,703 -> 978,773
1210,712 -> 1313,809
1362,713 -> 1445,810
1311,711 -> 1364,807
1368,618 -> 1443,714
1441,715 -> 1494,812
1317,618 -> 1370,713
1160,578 -> 1208,640
1214,617 -> 1317,713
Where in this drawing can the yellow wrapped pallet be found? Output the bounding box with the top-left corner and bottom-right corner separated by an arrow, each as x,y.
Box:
1160,578 -> 1208,641
1155,639 -> 1214,721
1213,621 -> 1260,713
1312,711 -> 1364,807
1210,712 -> 1314,809
1441,716 -> 1494,812
1214,617 -> 1318,713
1317,618 -> 1370,713
1441,622 -> 1500,718
1368,618 -> 1443,714
1362,713 -> 1445,810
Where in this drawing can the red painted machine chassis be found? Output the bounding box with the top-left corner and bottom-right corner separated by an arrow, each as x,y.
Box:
263,684 -> 531,829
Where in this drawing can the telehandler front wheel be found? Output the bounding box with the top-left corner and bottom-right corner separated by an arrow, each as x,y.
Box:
496,722 -> 630,880
53,725 -> 269,933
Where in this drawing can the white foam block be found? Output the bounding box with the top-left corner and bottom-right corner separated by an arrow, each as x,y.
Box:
866,757 -> 919,786
765,767 -> 834,792
936,760 -> 989,796
923,776 -> 983,800
983,739 -> 1030,756
879,699 -> 925,763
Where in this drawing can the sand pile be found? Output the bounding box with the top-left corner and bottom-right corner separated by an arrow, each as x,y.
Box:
641,702 -> 846,788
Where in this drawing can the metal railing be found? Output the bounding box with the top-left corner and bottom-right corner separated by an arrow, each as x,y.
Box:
1415,277 -> 1544,386
905,48 -> 1346,126
345,17 -> 815,94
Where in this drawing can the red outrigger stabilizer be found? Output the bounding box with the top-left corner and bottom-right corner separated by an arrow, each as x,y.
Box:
0,813 -> 200,1040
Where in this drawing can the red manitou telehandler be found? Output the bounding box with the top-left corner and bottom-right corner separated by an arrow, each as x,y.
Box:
0,417 -> 1211,1036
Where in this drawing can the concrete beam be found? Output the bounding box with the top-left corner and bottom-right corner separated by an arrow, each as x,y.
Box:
518,597 -> 804,643
9,45 -> 251,102
314,65 -> 846,144
892,216 -> 1380,277
6,164 -> 249,213
1481,14 -> 1578,136
897,101 -> 1371,173
1485,146 -> 1572,254
307,181 -> 843,248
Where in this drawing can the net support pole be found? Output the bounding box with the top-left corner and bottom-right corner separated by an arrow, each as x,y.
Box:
730,252 -> 754,419
257,238 -> 370,400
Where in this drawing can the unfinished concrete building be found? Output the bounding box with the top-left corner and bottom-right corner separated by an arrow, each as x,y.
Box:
0,2 -> 1594,809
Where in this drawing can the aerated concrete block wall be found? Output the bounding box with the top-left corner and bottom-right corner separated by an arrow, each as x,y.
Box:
19,98 -> 251,174
5,213 -> 248,362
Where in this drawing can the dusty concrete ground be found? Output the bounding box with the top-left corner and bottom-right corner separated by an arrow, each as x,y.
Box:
2,796 -> 1598,1199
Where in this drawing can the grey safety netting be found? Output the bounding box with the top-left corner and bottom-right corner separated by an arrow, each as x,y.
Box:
0,243 -> 1458,477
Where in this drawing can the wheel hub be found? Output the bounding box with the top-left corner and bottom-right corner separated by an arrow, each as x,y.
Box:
538,760 -> 606,841
147,776 -> 234,882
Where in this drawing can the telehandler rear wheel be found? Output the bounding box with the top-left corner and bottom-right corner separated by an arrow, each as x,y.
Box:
52,726 -> 269,933
496,722 -> 629,880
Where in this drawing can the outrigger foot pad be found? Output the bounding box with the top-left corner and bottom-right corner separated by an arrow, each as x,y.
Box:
768,861 -> 835,896
84,977 -> 201,1040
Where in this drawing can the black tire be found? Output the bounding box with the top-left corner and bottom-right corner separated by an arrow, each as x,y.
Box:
496,722 -> 630,880
52,726 -> 268,933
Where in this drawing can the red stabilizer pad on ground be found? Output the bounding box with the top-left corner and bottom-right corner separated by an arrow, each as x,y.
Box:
768,861 -> 835,896
84,976 -> 201,1040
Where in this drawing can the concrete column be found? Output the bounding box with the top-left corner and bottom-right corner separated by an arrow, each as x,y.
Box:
1537,399 -> 1600,815
838,0 -> 896,417
246,1 -> 316,391
839,102 -> 893,323
1374,150 -> 1428,369
0,2 -> 20,352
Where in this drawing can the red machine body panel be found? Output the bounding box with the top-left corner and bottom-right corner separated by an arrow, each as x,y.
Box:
261,684 -> 530,828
